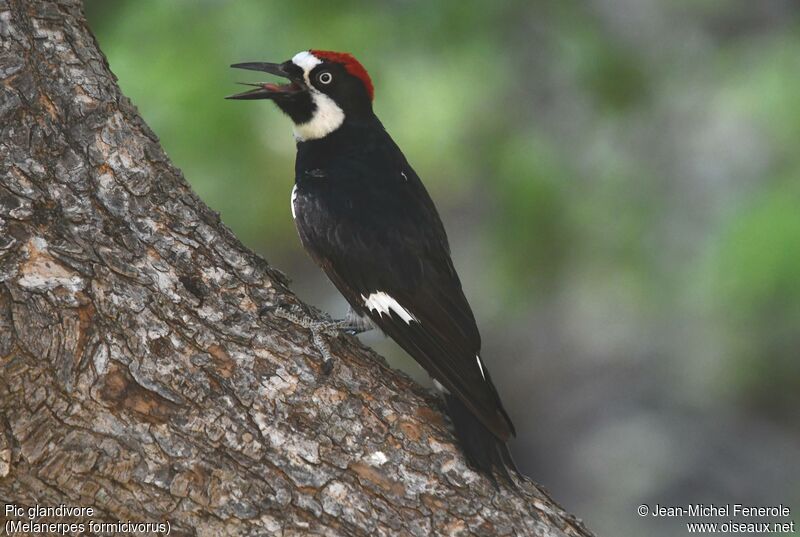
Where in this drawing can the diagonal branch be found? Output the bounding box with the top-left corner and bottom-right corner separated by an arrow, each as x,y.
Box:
0,0 -> 596,535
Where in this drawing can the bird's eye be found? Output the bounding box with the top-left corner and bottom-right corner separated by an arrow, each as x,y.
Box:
317,71 -> 333,85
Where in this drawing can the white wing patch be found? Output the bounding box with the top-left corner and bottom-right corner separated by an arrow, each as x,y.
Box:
475,355 -> 486,381
362,291 -> 417,324
290,184 -> 298,219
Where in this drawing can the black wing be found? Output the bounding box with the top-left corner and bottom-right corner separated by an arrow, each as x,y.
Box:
293,154 -> 515,441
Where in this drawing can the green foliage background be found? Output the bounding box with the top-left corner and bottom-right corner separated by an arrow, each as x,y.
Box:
85,1 -> 800,535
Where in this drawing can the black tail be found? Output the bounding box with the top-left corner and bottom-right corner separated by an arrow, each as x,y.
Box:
444,393 -> 521,486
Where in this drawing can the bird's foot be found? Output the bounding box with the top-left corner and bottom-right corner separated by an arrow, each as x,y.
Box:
260,303 -> 368,374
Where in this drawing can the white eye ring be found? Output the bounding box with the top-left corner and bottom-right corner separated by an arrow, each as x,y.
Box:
318,71 -> 333,84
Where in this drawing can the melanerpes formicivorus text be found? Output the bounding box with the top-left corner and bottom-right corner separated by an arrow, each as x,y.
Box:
227,50 -> 519,482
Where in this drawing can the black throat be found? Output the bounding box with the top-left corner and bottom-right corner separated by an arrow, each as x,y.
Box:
274,92 -> 315,125
295,114 -> 387,177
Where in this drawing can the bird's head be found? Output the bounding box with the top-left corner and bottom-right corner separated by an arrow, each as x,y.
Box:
227,50 -> 374,141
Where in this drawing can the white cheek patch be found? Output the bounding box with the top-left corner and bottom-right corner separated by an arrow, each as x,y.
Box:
290,184 -> 298,219
293,92 -> 345,141
362,291 -> 418,324
290,50 -> 345,141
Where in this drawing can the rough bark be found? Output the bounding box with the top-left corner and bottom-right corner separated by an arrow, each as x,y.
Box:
0,1 -> 596,535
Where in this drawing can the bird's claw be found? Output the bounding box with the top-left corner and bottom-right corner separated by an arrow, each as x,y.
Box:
261,303 -> 346,374
318,347 -> 335,375
259,302 -> 292,317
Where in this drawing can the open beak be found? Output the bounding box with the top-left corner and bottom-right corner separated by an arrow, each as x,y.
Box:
226,62 -> 305,100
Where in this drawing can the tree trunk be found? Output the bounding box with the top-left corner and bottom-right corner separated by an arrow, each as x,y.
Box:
0,1 -> 596,535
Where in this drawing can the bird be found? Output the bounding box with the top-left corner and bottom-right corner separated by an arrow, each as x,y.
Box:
227,50 -> 519,482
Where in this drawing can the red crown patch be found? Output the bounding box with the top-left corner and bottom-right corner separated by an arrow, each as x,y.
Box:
310,50 -> 374,101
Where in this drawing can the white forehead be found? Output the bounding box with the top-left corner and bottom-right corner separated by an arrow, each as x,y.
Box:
292,51 -> 321,73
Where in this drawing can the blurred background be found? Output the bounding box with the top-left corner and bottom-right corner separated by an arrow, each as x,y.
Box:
85,1 -> 799,535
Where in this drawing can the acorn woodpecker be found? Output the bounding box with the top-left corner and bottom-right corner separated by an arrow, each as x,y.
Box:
227,50 -> 518,481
